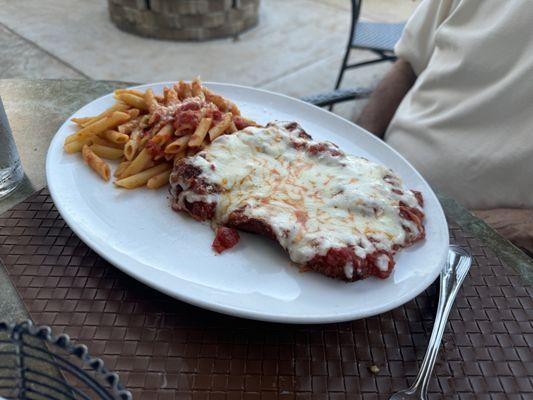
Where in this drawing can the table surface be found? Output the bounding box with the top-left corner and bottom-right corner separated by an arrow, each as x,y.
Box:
0,78 -> 531,324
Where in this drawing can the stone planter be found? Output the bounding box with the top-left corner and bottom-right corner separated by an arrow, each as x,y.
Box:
108,0 -> 260,41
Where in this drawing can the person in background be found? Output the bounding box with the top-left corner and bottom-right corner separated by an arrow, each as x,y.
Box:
356,0 -> 533,254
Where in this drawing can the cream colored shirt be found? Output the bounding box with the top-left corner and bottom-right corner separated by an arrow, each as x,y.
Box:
385,0 -> 533,209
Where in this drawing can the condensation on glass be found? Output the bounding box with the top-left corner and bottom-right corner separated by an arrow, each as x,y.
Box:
0,96 -> 23,198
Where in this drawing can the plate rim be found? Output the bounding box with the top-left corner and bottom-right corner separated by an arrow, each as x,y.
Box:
45,81 -> 448,324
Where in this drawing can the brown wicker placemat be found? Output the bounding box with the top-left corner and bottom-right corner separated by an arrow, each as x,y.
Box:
0,189 -> 531,399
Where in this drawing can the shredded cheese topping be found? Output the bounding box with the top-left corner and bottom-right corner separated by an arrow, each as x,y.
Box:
175,123 -> 424,278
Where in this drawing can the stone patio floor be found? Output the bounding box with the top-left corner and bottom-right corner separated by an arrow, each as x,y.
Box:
0,0 -> 419,120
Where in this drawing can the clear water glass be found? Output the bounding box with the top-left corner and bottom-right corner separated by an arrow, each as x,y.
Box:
0,97 -> 23,198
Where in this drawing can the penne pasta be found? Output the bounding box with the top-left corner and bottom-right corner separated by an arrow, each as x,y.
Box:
145,88 -> 158,114
72,103 -> 129,128
147,170 -> 172,189
91,136 -> 124,149
115,163 -> 171,189
152,124 -> 174,145
117,116 -> 141,135
114,88 -> 145,97
65,79 -> 256,191
82,145 -> 110,181
164,135 -> 191,154
189,117 -> 212,147
114,160 -> 131,177
163,87 -> 179,104
124,125 -> 143,160
191,77 -> 205,100
70,116 -> 93,126
176,80 -> 192,100
227,120 -> 238,134
126,108 -> 140,119
173,150 -> 186,165
208,113 -> 232,141
116,93 -> 147,110
63,137 -> 93,153
89,144 -> 124,160
203,88 -> 227,111
66,111 -> 131,143
120,148 -> 152,178
228,100 -> 241,116
100,129 -> 129,144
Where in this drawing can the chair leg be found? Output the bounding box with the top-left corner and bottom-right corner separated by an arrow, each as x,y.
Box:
334,52 -> 349,91
330,49 -> 351,111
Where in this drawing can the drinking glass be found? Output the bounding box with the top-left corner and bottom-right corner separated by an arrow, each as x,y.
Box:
0,96 -> 23,198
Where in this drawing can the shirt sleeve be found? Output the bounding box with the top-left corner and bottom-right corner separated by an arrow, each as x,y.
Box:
395,0 -> 456,75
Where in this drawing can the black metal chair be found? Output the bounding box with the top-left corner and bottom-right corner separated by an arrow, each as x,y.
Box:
302,1 -> 405,109
334,0 -> 405,91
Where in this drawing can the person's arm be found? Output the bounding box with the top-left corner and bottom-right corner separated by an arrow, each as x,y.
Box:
356,59 -> 417,139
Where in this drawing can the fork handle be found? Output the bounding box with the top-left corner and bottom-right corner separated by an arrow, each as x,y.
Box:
409,247 -> 470,395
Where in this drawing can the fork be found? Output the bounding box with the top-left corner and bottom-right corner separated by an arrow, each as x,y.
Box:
389,246 -> 472,400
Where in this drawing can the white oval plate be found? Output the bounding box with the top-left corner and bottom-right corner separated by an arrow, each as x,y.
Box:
46,82 -> 448,324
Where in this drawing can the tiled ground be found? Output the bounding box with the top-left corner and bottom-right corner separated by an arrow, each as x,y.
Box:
0,0 -> 419,121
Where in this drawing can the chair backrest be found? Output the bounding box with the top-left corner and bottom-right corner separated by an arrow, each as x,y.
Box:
349,0 -> 363,43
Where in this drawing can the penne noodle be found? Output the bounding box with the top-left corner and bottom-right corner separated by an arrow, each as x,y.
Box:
173,150 -> 186,165
139,114 -> 151,129
227,120 -> 238,134
145,88 -> 158,113
152,124 -> 174,145
100,129 -> 129,144
203,88 -> 227,111
71,116 -> 93,126
91,136 -> 124,149
163,87 -> 179,104
124,140 -> 139,161
90,144 -> 124,160
234,116 -> 260,129
114,88 -> 145,97
176,80 -> 192,100
63,137 -> 93,153
124,124 -> 143,160
228,100 -> 241,116
73,103 -> 129,128
140,121 -> 162,146
115,163 -> 171,189
116,93 -> 148,110
83,115 -> 105,129
65,79 -> 252,191
175,123 -> 193,135
189,117 -> 212,147
126,108 -> 140,119
114,160 -> 131,177
208,113 -> 232,141
66,111 -> 131,143
118,116 -> 141,135
140,135 -> 152,147
82,145 -> 110,181
120,148 -> 152,178
191,77 -> 205,99
147,170 -> 172,189
164,135 -> 191,154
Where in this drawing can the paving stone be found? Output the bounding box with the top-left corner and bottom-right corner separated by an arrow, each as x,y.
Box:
0,24 -> 83,80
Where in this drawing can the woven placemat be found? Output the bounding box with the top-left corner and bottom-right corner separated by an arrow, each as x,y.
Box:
0,189 -> 531,399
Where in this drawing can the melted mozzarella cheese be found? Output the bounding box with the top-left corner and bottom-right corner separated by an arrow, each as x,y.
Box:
177,123 -> 423,276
